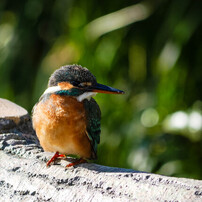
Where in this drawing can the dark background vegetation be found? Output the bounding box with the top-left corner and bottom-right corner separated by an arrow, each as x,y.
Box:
0,0 -> 202,179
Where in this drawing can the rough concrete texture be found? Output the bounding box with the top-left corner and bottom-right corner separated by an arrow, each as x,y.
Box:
0,98 -> 32,134
0,99 -> 202,201
0,98 -> 28,118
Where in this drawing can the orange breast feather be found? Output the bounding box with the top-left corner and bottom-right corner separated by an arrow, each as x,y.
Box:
32,94 -> 92,159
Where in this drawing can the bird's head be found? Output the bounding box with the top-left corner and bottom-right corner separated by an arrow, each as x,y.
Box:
42,65 -> 124,102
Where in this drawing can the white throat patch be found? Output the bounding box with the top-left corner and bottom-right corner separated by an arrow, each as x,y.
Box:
76,92 -> 97,102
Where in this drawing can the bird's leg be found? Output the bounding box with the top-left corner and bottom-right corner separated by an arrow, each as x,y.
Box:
66,158 -> 87,168
46,151 -> 66,167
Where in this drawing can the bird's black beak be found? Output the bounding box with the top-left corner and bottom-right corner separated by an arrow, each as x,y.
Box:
89,83 -> 124,94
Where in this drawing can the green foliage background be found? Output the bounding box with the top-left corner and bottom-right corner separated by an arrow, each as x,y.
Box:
0,0 -> 202,179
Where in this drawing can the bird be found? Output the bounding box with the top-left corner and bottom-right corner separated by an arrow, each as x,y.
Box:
32,64 -> 124,167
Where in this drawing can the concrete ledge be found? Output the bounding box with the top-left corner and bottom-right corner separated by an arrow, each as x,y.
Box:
0,98 -> 32,133
0,99 -> 202,201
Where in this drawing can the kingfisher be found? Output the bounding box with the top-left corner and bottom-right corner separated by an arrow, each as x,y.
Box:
32,64 -> 124,167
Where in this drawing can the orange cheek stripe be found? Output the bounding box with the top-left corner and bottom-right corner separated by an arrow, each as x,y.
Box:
58,82 -> 74,90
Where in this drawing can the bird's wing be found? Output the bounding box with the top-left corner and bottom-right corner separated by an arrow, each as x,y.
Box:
83,98 -> 101,159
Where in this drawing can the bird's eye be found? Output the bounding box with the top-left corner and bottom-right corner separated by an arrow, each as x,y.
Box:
71,81 -> 79,86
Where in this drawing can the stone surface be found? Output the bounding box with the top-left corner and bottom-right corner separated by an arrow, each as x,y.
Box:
0,98 -> 33,134
0,98 -> 28,118
0,99 -> 202,201
0,131 -> 202,201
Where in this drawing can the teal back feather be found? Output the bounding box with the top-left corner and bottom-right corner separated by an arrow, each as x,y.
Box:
83,98 -> 101,159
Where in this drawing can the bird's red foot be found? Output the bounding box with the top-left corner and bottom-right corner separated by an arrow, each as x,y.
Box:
66,158 -> 87,168
47,151 -> 65,167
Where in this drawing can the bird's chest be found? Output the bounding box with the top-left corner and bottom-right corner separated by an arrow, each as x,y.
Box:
33,94 -> 92,156
47,94 -> 86,123
34,94 -> 87,135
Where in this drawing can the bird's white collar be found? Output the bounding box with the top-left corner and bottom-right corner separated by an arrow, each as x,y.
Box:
76,92 -> 97,102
